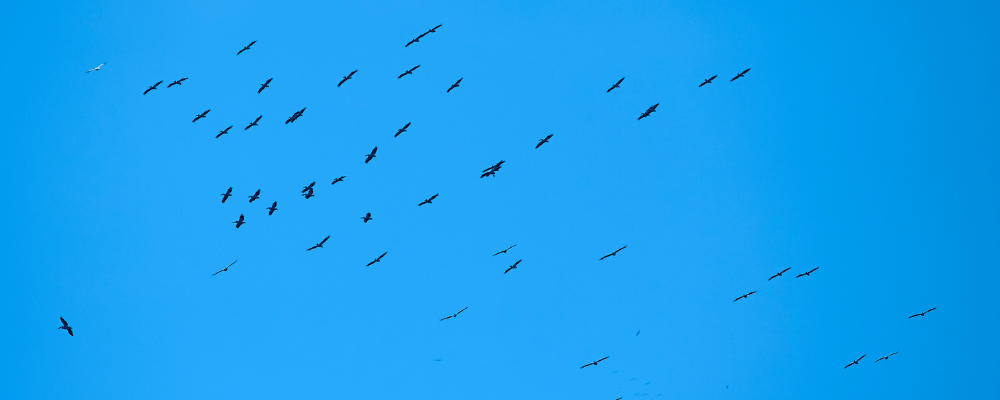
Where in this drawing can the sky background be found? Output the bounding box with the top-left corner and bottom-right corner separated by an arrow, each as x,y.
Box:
2,0 -> 999,398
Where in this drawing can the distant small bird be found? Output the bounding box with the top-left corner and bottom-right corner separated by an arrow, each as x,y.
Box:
730,68 -> 751,82
213,260 -> 237,276
285,107 -> 306,124
874,352 -> 898,363
699,75 -> 718,87
302,190 -> 314,199
440,306 -> 467,321
536,134 -> 553,149
233,214 -> 245,228
909,308 -> 936,318
237,40 -> 256,55
143,80 -> 163,95
221,187 -> 233,203
600,246 -> 627,260
504,259 -> 522,274
768,268 -> 791,280
366,252 -> 387,266
795,268 -> 819,278
338,70 -> 357,87
302,182 -> 316,193
248,189 -> 260,203
733,291 -> 757,302
245,115 -> 262,130
167,77 -> 188,88
258,78 -> 272,94
636,330 -> 640,336
331,176 -> 346,185
361,212 -> 372,223
395,122 -> 411,138
581,356 -> 609,369
216,125 -> 233,138
607,77 -> 624,92
58,317 -> 73,336
266,201 -> 278,215
86,62 -> 106,73
418,194 -> 438,206
638,103 -> 658,120
844,354 -> 866,369
493,244 -> 516,256
397,65 -> 420,79
447,78 -> 462,93
193,109 -> 210,123
307,235 -> 330,251
365,147 -> 378,163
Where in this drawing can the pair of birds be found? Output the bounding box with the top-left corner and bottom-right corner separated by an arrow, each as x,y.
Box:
480,160 -> 505,178
302,181 -> 316,199
285,107 -> 306,124
845,353 -> 897,368
220,187 -> 261,203
143,78 -> 187,94
405,24 -> 442,47
698,68 -> 752,87
733,268 -> 820,302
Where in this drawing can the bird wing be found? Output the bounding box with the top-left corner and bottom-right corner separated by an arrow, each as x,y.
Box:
60,317 -> 67,326
429,194 -> 438,200
67,328 -> 73,336
440,315 -> 452,320
398,72 -> 407,78
320,236 -> 330,245
307,245 -> 319,251
710,75 -> 718,80
600,254 -> 612,260
411,65 -> 420,72
616,77 -> 625,85
379,252 -> 387,259
455,78 -> 463,84
348,70 -> 357,77
926,308 -> 936,313
796,273 -> 806,278
908,314 -> 920,318
504,267 -> 513,274
338,78 -> 347,87
254,116 -> 262,123
456,307 -> 467,314
742,68 -> 751,74
699,81 -> 708,87
366,259 -> 376,266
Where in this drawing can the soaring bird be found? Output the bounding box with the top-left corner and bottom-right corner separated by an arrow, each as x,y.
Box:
581,356 -> 609,369
600,246 -> 627,260
481,160 -> 505,177
302,190 -> 314,199
245,115 -> 262,130
768,268 -> 791,280
909,308 -> 936,318
58,317 -> 73,336
607,77 -> 624,92
844,354 -> 866,369
504,259 -> 522,274
233,214 -> 245,228
398,65 -> 420,79
795,268 -> 819,278
331,176 -> 346,185
493,245 -> 516,256
237,41 -> 256,55
213,260 -> 237,276
258,78 -> 272,94
440,306 -> 467,321
285,107 -> 306,124
307,235 -> 330,251
361,212 -> 372,223
248,189 -> 260,203
86,62 -> 106,73
216,125 -> 233,138
395,122 -> 411,137
418,194 -> 438,206
874,352 -> 898,363
221,187 -> 233,203
536,134 -> 553,148
143,80 -> 163,95
699,75 -> 718,87
302,182 -> 316,193
733,291 -> 757,302
338,70 -> 357,87
167,78 -> 188,88
193,109 -> 210,123
365,147 -> 378,163
638,103 -> 658,120
730,68 -> 751,82
447,78 -> 462,93
366,252 -> 387,266
266,201 -> 278,215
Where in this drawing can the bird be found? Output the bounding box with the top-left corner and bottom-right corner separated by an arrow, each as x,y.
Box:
302,190 -> 314,199
581,356 -> 609,368
233,214 -> 245,228
418,194 -> 438,206
285,107 -> 306,124
600,246 -> 627,260
481,160 -> 505,178
395,122 -> 411,138
844,354 -> 866,368
58,317 -> 73,336
730,68 -> 751,82
536,134 -> 553,148
237,40 -> 256,55
366,252 -> 387,266
266,201 -> 278,215
338,70 -> 357,87
504,259 -> 522,274
213,260 -> 237,276
447,78 -> 462,93
699,75 -> 718,87
795,268 -> 819,278
245,115 -> 262,130
361,212 -> 372,223
874,352 -> 898,363
258,78 -> 272,94
331,176 -> 346,185
85,62 -> 106,73
638,103 -> 659,120
221,187 -> 233,203
440,306 -> 467,321
365,147 -> 378,163
216,126 -> 233,138
143,80 -> 163,95
733,291 -> 757,302
193,109 -> 210,123
167,78 -> 188,88
636,331 -> 640,336
493,245 -> 516,256
307,236 -> 330,251
909,308 -> 936,318
248,189 -> 260,203
397,65 -> 420,79
607,77 -> 624,92
302,182 -> 316,193
768,268 -> 791,280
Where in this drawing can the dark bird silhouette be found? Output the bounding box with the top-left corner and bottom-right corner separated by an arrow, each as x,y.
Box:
266,201 -> 278,215
730,68 -> 751,82
874,352 -> 898,363
302,182 -> 316,193
233,214 -> 245,228
365,147 -> 377,163
221,187 -> 233,203
418,194 -> 438,206
398,65 -> 420,79
607,77 -> 624,92
909,308 -> 936,318
331,176 -> 346,185
699,75 -> 718,87
447,78 -> 462,93
285,107 -> 306,124
440,306 -> 467,321
248,189 -> 260,203
734,291 -> 757,302
600,246 -> 627,260
216,125 -> 233,138
844,354 -> 866,368
480,170 -> 496,178
361,212 -> 372,223
493,244 -> 516,256
536,134 -> 553,148
193,109 -> 210,123
581,356 -> 609,369
302,190 -> 314,199
395,122 -> 411,138
307,236 -> 330,251
86,62 -> 106,73
481,160 -> 505,177
143,80 -> 163,95
769,268 -> 791,280
258,78 -> 272,94
338,70 -> 357,87
213,260 -> 237,276
167,77 -> 188,88
245,115 -> 262,130
237,40 -> 256,55
504,259 -> 522,274
638,103 -> 659,120
58,317 -> 73,336
795,268 -> 819,278
366,252 -> 387,266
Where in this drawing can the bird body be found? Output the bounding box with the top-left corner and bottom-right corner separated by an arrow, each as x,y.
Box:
361,212 -> 372,223
307,235 -> 330,251
144,80 -> 163,95
237,41 -> 256,55
258,78 -> 272,94
733,291 -> 757,302
730,68 -> 751,81
795,267 -> 819,278
504,259 -> 522,274
909,308 -> 936,318
366,252 -> 387,266
536,134 -> 553,148
875,352 -> 898,363
267,201 -> 278,215
600,246 -> 627,260
331,176 -> 346,185
213,260 -> 237,276
248,189 -> 260,203
493,244 -> 516,256
582,356 -> 609,368
245,115 -> 262,130
193,109 -> 210,123
447,78 -> 462,93
233,214 -> 245,228
216,126 -> 233,138
395,122 -> 411,137
167,77 -> 188,88
440,306 -> 467,321
221,187 -> 233,203
58,317 -> 73,336
768,268 -> 791,280
285,107 -> 306,124
398,65 -> 420,79
418,194 -> 438,206
365,147 -> 378,163
844,354 -> 866,368
338,70 -> 357,87
699,75 -> 718,87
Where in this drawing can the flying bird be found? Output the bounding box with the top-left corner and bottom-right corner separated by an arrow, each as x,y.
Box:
768,268 -> 791,280
86,62 -> 106,73
216,125 -> 233,138
258,78 -> 272,94
331,176 -> 346,185
733,291 -> 757,302
405,34 -> 424,47
638,103 -> 658,120
338,70 -> 357,87
143,80 -> 163,95
600,246 -> 627,260
365,147 -> 377,163
233,214 -> 245,228
302,190 -> 314,199
536,134 -> 553,148
844,354 -> 866,369
266,201 -> 278,215
213,260 -> 237,276
607,77 -> 624,92
302,182 -> 316,193
440,306 -> 467,321
307,236 -> 330,251
874,352 -> 898,363
58,317 -> 73,336
397,65 -> 420,79
248,189 -> 260,203
221,187 -> 233,203
193,109 -> 210,123
493,245 -> 516,256
581,356 -> 609,369
699,75 -> 718,87
361,212 -> 372,223
909,308 -> 936,318
395,122 -> 411,138
167,77 -> 188,88
447,78 -> 462,93
730,68 -> 751,82
285,107 -> 306,124
504,259 -> 522,274
481,160 -> 505,178
418,194 -> 438,206
237,40 -> 256,55
245,115 -> 262,130
795,268 -> 819,278
366,252 -> 387,266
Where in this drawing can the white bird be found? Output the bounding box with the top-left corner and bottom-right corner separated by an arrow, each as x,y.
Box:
86,63 -> 106,73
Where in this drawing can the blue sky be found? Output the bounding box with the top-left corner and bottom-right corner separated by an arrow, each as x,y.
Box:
2,0 -> 998,398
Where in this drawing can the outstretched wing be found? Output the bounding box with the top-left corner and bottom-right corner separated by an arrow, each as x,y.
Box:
60,317 -> 67,326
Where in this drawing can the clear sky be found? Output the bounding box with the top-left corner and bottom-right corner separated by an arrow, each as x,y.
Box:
2,0 -> 999,399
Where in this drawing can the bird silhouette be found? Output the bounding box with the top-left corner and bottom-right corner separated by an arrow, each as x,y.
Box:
607,77 -> 624,92
338,70 -> 357,87
193,109 -> 210,123
844,354 -> 866,368
285,107 -> 306,124
86,62 -> 106,73
730,68 -> 751,82
795,268 -> 818,278
733,291 -> 757,302
258,78 -> 272,94
58,317 -> 73,336
302,182 -> 316,193
233,214 -> 245,228
395,122 -> 411,137
213,260 -> 237,276
493,245 -> 516,256
600,246 -> 627,260
909,308 -> 936,318
418,194 -> 438,206
447,78 -> 462,93
331,176 -> 346,185
248,189 -> 260,203
221,187 -> 233,203
504,259 -> 522,274
266,201 -> 278,215
361,212 -> 372,223
307,236 -> 330,251
398,65 -> 420,79
581,356 -> 609,368
365,147 -> 378,163
366,252 -> 387,266
143,80 -> 163,95
167,77 -> 187,88
536,134 -> 553,148
245,115 -> 262,130
638,103 -> 658,120
768,268 -> 791,280
874,352 -> 898,363
216,126 -> 233,138
699,75 -> 718,87
440,306 -> 467,321
237,40 -> 256,55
